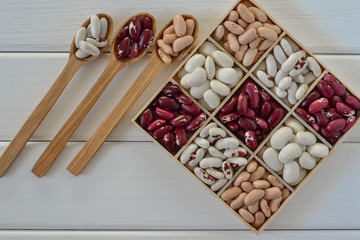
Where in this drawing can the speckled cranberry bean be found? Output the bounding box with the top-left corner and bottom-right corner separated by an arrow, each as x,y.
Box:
116,36 -> 131,59
219,112 -> 241,123
170,114 -> 193,127
162,132 -> 175,152
295,108 -> 316,124
245,130 -> 258,150
336,102 -> 355,117
185,113 -> 207,132
245,82 -> 260,109
148,119 -> 167,131
308,98 -> 329,114
341,116 -> 356,133
138,29 -> 154,51
175,127 -> 188,147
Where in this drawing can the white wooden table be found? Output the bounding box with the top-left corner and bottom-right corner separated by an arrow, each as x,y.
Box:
0,0 -> 360,239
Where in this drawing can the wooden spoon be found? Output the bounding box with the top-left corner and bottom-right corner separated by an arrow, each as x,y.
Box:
31,13 -> 156,177
0,13 -> 113,177
67,15 -> 199,176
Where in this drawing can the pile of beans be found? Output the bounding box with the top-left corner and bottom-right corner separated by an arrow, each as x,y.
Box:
178,41 -> 243,111
75,15 -> 109,59
212,3 -> 281,67
180,122 -> 248,192
255,37 -> 322,106
221,160 -> 290,229
217,79 -> 286,150
295,74 -> 359,144
137,84 -> 207,154
157,15 -> 195,64
116,16 -> 154,59
260,117 -> 330,186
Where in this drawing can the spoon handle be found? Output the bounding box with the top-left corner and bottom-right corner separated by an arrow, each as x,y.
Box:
0,59 -> 83,177
31,59 -> 123,178
67,57 -> 164,176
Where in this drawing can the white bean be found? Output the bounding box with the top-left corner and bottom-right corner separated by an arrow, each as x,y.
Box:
280,38 -> 293,56
203,89 -> 220,108
99,17 -> 108,39
256,70 -> 274,88
90,15 -> 101,38
211,50 -> 234,67
75,27 -> 87,48
200,123 -> 217,138
185,54 -> 206,73
215,68 -> 237,85
205,56 -> 216,79
266,54 -> 277,77
273,45 -> 287,64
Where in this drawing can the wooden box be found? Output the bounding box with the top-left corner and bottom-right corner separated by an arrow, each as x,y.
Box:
132,0 -> 360,234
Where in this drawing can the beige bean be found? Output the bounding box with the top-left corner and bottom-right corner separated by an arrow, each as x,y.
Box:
223,42 -> 235,55
230,192 -> 247,209
258,39 -> 274,51
157,39 -> 173,55
237,3 -> 255,23
242,48 -> 258,67
244,189 -> 265,206
281,188 -> 291,201
226,199 -> 232,205
267,175 -> 284,189
223,29 -> 229,42
158,49 -> 172,64
248,166 -> 265,182
163,25 -> 175,35
248,201 -> 259,214
163,33 -> 177,44
234,171 -> 250,187
269,196 -> 282,212
249,7 -> 268,22
185,19 -> 195,36
234,45 -> 248,62
263,23 -> 282,35
228,33 -> 240,52
252,211 -> 266,229
221,186 -> 242,201
238,28 -> 257,45
212,25 -> 225,41
245,21 -> 262,31
246,160 -> 258,173
264,187 -> 282,200
171,52 -> 179,57
228,10 -> 240,22
237,18 -> 249,29
239,208 -> 255,223
224,21 -> 245,35
260,198 -> 271,217
241,181 -> 255,192
172,35 -> 193,52
249,36 -> 263,49
262,171 -> 271,180
253,180 -> 270,189
257,27 -> 278,41
173,15 -> 186,37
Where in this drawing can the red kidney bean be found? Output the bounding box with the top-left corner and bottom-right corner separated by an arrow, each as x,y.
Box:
138,108 -> 154,127
317,80 -> 334,99
219,112 -> 241,123
236,129 -> 246,139
331,95 -> 343,107
245,82 -> 260,109
139,29 -> 154,51
148,119 -> 167,131
155,107 -> 174,120
269,100 -> 281,111
323,74 -> 346,96
158,96 -> 179,110
295,108 -> 316,124
259,90 -> 270,102
327,118 -> 346,132
308,98 -> 329,114
267,108 -> 285,127
162,132 -> 176,152
170,113 -> 193,127
129,17 -> 142,41
238,117 -> 258,131
245,130 -> 258,150
256,134 -> 263,142
162,84 -> 181,96
260,102 -> 272,119
300,92 -> 321,109
336,102 -> 355,117
181,103 -> 201,115
243,108 -> 255,118
237,93 -> 248,115
175,94 -> 192,105
117,26 -> 129,41
314,111 -> 329,126
312,123 -> 320,131
227,122 -> 239,131
185,113 -> 207,132
175,127 -> 188,147
153,125 -> 174,139
326,108 -> 342,119
341,116 -> 356,133
141,17 -> 152,30
254,117 -> 268,130
345,95 -> 360,110
320,127 -> 341,139
128,42 -> 139,58
221,94 -> 237,113
116,36 -> 131,59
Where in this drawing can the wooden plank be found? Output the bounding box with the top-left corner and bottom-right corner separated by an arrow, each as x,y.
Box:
1,0 -> 360,54
0,141 -> 358,229
0,53 -> 359,142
